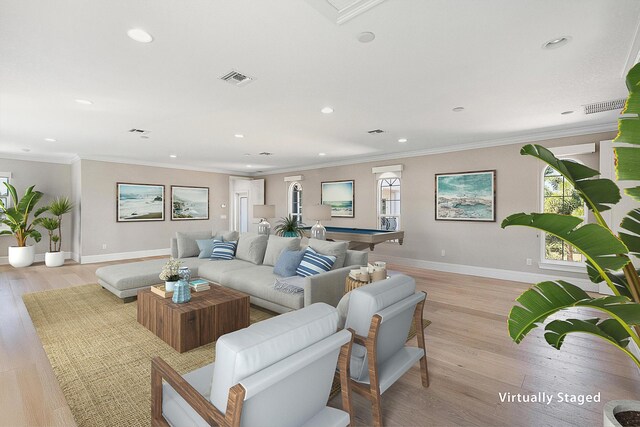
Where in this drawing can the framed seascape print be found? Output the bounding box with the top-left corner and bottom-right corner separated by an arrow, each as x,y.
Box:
116,183 -> 165,222
435,170 -> 496,222
171,186 -> 209,220
321,180 -> 355,218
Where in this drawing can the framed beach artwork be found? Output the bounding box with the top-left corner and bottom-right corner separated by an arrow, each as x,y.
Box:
435,170 -> 496,222
116,183 -> 165,222
171,186 -> 209,220
321,180 -> 355,218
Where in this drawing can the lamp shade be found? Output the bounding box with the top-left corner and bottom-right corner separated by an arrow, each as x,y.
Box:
253,204 -> 275,219
305,204 -> 331,221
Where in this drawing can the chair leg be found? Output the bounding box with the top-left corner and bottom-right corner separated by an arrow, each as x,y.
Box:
414,292 -> 429,388
420,355 -> 429,388
369,385 -> 383,427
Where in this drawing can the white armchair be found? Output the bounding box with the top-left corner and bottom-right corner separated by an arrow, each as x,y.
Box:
151,303 -> 354,427
344,275 -> 428,427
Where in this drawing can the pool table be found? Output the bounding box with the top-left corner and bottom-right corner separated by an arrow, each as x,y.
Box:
300,226 -> 404,251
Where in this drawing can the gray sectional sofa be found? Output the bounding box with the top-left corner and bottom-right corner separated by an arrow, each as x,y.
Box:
96,231 -> 368,313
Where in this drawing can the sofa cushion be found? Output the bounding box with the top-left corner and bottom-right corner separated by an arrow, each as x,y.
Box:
209,303 -> 338,413
211,241 -> 237,260
95,258 -> 206,291
221,266 -> 304,310
176,231 -> 212,258
309,239 -> 348,269
273,249 -> 305,277
163,363 -> 213,427
197,259 -> 255,283
196,239 -> 217,259
296,247 -> 336,277
235,232 -> 268,265
214,230 -> 239,242
263,235 -> 301,266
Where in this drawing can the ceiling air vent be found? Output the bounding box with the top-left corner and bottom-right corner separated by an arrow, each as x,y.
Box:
259,152 -> 273,156
367,129 -> 384,134
583,98 -> 626,115
219,70 -> 254,87
128,128 -> 149,133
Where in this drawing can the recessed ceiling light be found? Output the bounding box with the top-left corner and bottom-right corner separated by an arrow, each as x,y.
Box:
75,99 -> 93,105
318,152 -> 326,156
169,154 -> 177,158
452,107 -> 465,112
244,153 -> 251,156
21,148 -> 30,152
321,107 -> 334,114
44,138 -> 56,142
357,32 -> 376,43
398,138 -> 408,143
561,110 -> 574,115
234,134 -> 244,138
543,36 -> 571,50
127,28 -> 153,43
246,164 -> 252,168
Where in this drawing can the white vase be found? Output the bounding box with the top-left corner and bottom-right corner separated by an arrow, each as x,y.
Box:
165,281 -> 177,292
604,400 -> 640,427
8,245 -> 36,268
45,251 -> 66,267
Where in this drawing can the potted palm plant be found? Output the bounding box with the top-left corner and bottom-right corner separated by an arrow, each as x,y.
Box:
43,197 -> 72,267
502,63 -> 640,426
0,183 -> 47,268
273,215 -> 304,237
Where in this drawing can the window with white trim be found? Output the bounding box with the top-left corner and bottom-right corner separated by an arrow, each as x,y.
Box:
378,177 -> 400,230
542,165 -> 585,263
0,172 -> 11,229
288,182 -> 303,224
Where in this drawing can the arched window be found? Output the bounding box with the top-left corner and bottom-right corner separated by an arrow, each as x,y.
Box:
378,178 -> 400,231
288,182 -> 303,224
542,165 -> 585,263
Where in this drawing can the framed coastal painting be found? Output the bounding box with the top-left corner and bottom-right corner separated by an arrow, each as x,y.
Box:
171,186 -> 209,220
321,180 -> 355,218
116,183 -> 165,222
435,170 -> 496,222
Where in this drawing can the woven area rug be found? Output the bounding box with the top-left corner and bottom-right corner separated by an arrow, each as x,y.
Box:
23,284 -> 273,427
24,283 -> 431,427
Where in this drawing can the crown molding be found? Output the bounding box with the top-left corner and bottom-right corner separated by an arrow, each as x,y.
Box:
76,155 -> 243,175
258,122 -> 618,176
0,152 -> 76,165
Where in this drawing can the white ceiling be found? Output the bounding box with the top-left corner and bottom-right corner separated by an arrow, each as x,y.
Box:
1,0 -> 639,174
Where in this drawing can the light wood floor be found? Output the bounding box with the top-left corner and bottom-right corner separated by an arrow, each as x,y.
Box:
1,260 -> 638,427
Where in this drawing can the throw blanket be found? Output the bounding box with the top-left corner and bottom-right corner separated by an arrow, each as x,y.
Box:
274,276 -> 306,294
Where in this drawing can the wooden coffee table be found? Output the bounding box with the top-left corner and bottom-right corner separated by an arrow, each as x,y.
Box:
137,284 -> 250,353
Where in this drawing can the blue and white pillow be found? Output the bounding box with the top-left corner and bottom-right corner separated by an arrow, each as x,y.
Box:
196,238 -> 217,259
211,241 -> 237,260
296,247 -> 336,277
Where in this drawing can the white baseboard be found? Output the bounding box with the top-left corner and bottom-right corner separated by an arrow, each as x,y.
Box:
80,248 -> 171,264
368,253 -> 598,292
0,251 -> 73,265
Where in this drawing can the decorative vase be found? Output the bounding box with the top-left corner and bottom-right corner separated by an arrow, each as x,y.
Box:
172,267 -> 191,304
45,251 -> 65,267
604,400 -> 640,427
165,281 -> 177,292
283,231 -> 298,237
8,245 -> 35,268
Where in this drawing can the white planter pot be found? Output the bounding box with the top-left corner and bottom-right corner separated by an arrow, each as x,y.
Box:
165,281 -> 177,292
604,400 -> 640,427
8,245 -> 35,268
45,251 -> 66,267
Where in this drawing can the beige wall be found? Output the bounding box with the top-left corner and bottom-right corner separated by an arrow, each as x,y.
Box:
262,132 -> 614,280
79,160 -> 232,257
0,158 -> 72,257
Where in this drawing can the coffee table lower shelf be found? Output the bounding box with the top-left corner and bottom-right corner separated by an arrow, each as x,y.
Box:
137,284 -> 250,353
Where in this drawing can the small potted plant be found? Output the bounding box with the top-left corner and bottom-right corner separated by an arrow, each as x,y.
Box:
40,196 -> 72,267
159,258 -> 182,292
273,215 -> 304,237
0,183 -> 47,268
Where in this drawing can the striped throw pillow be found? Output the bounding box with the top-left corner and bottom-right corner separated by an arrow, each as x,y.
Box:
296,247 -> 336,277
211,241 -> 237,260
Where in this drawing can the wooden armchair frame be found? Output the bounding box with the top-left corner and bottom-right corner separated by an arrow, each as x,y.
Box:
151,333 -> 355,427
349,291 -> 429,427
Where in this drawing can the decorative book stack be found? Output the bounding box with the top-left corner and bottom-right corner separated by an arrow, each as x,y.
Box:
189,279 -> 210,292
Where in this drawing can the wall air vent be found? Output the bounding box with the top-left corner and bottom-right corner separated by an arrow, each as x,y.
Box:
219,70 -> 254,87
367,129 -> 385,134
258,152 -> 273,156
583,98 -> 626,115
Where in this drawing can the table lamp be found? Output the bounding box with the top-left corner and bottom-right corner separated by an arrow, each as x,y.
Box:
305,204 -> 331,240
253,205 -> 275,235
